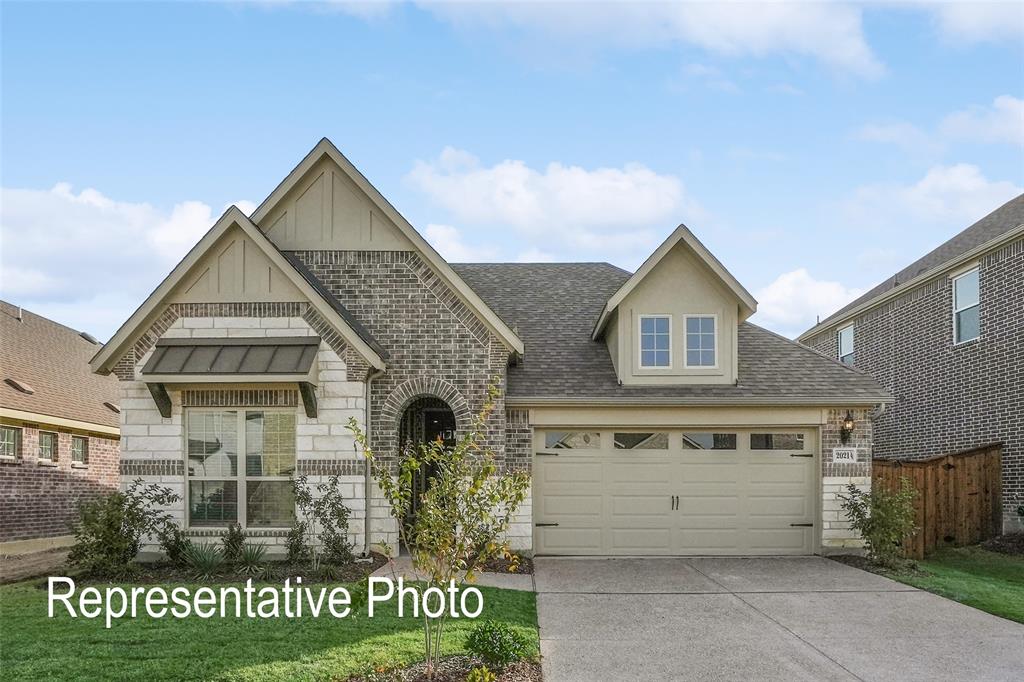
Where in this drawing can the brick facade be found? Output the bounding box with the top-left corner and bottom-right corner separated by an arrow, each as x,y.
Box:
804,237 -> 1023,531
0,422 -> 119,542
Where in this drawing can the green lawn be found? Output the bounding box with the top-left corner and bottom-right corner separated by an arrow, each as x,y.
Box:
890,547 -> 1024,623
0,580 -> 538,681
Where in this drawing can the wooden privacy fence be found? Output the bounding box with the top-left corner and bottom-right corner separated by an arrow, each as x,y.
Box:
872,444 -> 1002,560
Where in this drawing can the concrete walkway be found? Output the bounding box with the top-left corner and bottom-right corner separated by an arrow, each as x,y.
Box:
370,555 -> 535,591
535,556 -> 1024,681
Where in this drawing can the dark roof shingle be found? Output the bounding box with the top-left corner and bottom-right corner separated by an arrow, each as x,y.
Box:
0,301 -> 121,429
452,263 -> 889,403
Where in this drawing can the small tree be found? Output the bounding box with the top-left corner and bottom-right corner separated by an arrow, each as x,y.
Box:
347,380 -> 530,679
840,477 -> 918,568
292,474 -> 356,568
68,479 -> 182,578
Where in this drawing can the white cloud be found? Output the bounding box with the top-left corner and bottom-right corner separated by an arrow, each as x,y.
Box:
423,223 -> 498,262
940,95 -> 1024,147
407,147 -> 700,255
419,1 -> 884,77
678,62 -> 740,93
929,1 -> 1024,44
753,268 -> 865,338
843,163 -> 1022,230
856,121 -> 943,155
0,184 -> 247,340
515,248 -> 556,263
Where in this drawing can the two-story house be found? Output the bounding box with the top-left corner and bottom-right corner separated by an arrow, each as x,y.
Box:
800,194 -> 1024,532
91,139 -> 890,557
1,301 -> 121,553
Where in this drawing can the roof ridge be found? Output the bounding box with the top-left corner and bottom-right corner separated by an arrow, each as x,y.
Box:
0,299 -> 100,343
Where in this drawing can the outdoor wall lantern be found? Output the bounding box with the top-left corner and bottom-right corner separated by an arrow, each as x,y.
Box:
840,411 -> 856,444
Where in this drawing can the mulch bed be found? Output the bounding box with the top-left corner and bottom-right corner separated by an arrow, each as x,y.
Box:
481,553 -> 533,575
348,656 -> 541,682
828,553 -> 927,577
42,552 -> 389,587
981,532 -> 1024,556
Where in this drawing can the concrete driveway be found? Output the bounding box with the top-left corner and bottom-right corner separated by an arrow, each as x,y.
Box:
535,556 -> 1024,681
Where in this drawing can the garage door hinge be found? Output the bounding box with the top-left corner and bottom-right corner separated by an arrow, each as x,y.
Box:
790,523 -> 814,527
535,523 -> 559,527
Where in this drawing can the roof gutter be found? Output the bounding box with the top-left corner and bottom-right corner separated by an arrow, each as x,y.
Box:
506,395 -> 894,407
798,222 -> 1024,342
0,408 -> 120,437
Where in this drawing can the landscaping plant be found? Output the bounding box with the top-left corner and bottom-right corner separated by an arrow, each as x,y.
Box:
840,476 -> 918,568
347,380 -> 531,680
237,542 -> 267,576
465,665 -> 497,682
292,474 -> 356,567
466,620 -> 531,669
184,543 -> 225,581
156,523 -> 192,567
222,522 -> 246,564
67,478 -> 182,578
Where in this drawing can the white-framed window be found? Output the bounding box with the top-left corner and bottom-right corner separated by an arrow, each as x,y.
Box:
185,408 -> 297,529
838,324 -> 855,365
684,315 -> 717,368
71,436 -> 88,464
1,426 -> 21,458
639,315 -> 671,368
39,431 -> 58,462
953,268 -> 980,344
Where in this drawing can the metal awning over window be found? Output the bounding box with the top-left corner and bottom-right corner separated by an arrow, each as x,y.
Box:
141,337 -> 321,418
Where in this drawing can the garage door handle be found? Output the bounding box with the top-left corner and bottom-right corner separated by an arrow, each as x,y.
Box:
790,523 -> 814,527
790,453 -> 813,458
535,523 -> 559,527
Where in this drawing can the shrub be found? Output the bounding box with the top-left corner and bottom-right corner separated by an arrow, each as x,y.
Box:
222,522 -> 246,564
840,477 -> 918,568
466,666 -> 497,682
465,620 -> 531,669
157,524 -> 193,567
67,479 -> 181,578
285,520 -> 310,565
237,543 -> 267,576
184,543 -> 225,580
293,475 -> 355,566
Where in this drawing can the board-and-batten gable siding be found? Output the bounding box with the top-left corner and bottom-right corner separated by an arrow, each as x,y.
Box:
257,157 -> 413,252
171,224 -> 307,304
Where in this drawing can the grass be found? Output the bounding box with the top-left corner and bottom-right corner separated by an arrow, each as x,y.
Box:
0,579 -> 538,681
889,546 -> 1024,623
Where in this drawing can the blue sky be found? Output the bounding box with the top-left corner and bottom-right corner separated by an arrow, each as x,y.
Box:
2,1 -> 1022,340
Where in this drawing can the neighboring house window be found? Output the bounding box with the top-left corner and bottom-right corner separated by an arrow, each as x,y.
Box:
1,426 -> 21,458
838,325 -> 855,365
953,268 -> 980,344
71,436 -> 88,464
639,315 -> 671,368
39,431 -> 58,462
186,409 -> 296,528
684,315 -> 716,367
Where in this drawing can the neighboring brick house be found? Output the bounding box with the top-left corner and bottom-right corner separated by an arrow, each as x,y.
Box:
800,194 -> 1024,532
91,139 -> 891,558
0,301 -> 121,550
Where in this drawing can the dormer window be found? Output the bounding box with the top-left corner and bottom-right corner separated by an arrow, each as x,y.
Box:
684,315 -> 717,367
639,315 -> 671,367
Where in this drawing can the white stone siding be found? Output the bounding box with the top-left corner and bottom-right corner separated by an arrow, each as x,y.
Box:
820,476 -> 869,551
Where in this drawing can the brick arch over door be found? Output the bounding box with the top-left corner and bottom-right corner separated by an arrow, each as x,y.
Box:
380,377 -> 473,433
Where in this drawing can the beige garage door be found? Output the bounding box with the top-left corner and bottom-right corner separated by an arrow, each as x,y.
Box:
533,429 -> 817,555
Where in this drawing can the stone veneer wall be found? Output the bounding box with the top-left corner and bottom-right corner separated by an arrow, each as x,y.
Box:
804,238 -> 1023,531
116,312 -> 383,554
0,423 -> 119,543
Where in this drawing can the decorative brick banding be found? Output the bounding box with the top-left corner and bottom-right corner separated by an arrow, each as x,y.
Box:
296,459 -> 366,476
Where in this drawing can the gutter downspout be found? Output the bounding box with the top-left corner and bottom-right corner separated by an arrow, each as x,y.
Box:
363,368 -> 386,557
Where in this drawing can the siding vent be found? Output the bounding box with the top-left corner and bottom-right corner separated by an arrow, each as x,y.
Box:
4,378 -> 34,394
103,401 -> 121,414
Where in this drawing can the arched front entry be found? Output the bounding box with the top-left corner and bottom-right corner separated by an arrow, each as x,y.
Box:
398,396 -> 456,530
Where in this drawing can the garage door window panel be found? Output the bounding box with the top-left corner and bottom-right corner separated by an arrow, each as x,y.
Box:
681,432 -> 737,450
614,432 -> 669,450
750,433 -> 806,451
544,431 -> 600,450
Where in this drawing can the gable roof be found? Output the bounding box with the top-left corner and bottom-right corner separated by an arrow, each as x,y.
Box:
90,206 -> 386,375
251,138 -> 524,356
591,224 -> 757,340
454,263 -> 890,405
799,193 -> 1024,341
1,301 -> 120,432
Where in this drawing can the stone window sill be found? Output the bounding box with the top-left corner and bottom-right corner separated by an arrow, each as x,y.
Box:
36,459 -> 58,467
71,462 -> 89,469
0,455 -> 20,464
